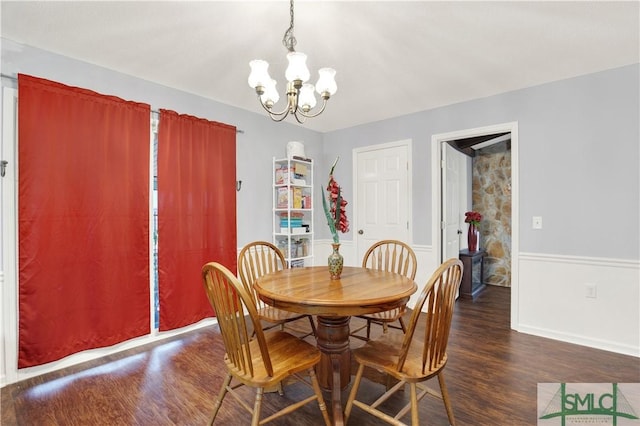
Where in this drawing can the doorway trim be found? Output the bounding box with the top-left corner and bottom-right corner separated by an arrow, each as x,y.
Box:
431,122 -> 519,330
1,87 -> 19,384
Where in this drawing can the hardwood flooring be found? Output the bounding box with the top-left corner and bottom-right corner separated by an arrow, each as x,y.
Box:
2,285 -> 639,425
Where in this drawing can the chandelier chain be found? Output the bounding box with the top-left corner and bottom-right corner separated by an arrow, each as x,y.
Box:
282,0 -> 297,52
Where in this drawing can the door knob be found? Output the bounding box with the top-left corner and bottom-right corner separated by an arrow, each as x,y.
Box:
358,229 -> 364,235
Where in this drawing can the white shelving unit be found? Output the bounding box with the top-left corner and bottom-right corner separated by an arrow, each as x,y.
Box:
273,156 -> 314,267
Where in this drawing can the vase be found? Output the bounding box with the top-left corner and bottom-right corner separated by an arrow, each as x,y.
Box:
468,224 -> 480,252
328,243 -> 344,280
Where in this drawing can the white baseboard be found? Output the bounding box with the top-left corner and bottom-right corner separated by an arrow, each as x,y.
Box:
518,324 -> 639,358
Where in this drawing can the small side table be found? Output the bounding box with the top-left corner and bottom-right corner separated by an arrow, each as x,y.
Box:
459,249 -> 486,299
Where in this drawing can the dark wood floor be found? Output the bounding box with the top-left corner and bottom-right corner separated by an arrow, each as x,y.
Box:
2,285 -> 639,425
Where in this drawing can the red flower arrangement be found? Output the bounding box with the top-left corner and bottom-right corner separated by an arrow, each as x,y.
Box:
321,157 -> 349,243
464,211 -> 482,226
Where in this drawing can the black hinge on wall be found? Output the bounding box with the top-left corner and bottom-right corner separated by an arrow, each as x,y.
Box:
0,160 -> 7,177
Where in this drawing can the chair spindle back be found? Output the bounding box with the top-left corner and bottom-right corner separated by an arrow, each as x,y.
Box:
238,241 -> 287,310
202,262 -> 274,378
397,258 -> 463,375
362,240 -> 417,280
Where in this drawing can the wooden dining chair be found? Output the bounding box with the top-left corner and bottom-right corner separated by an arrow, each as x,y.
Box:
238,241 -> 316,338
201,262 -> 332,426
351,239 -> 418,341
344,258 -> 463,426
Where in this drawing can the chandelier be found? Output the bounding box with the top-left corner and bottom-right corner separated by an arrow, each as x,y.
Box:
247,0 -> 337,124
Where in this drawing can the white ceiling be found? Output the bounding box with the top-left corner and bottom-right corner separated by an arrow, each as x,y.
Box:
2,1 -> 638,133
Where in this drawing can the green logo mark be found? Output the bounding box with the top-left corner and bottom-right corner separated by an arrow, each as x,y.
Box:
539,383 -> 639,425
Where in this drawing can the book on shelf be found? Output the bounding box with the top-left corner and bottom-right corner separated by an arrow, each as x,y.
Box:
294,162 -> 308,175
276,162 -> 308,185
292,155 -> 311,163
275,165 -> 292,185
276,187 -> 289,208
293,188 -> 303,208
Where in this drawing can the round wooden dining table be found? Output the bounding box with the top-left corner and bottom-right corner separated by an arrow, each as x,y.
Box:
255,265 -> 417,426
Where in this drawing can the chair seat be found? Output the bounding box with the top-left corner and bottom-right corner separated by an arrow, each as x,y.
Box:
259,305 -> 308,323
358,306 -> 404,322
225,330 -> 321,387
352,328 -> 447,382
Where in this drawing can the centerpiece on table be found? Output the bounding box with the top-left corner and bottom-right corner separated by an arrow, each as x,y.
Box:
321,157 -> 349,279
464,210 -> 482,252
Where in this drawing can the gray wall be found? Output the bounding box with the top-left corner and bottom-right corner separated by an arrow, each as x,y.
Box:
3,37 -> 638,259
323,64 -> 640,260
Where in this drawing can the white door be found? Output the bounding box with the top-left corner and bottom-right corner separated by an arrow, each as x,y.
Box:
441,143 -> 468,262
354,142 -> 410,263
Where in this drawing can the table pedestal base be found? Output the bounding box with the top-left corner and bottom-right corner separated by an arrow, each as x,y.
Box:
315,316 -> 350,425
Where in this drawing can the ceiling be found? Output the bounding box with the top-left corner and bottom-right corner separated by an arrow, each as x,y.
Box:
2,1 -> 638,133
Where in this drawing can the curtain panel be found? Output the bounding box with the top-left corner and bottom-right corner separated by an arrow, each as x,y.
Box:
157,109 -> 236,331
17,74 -> 151,368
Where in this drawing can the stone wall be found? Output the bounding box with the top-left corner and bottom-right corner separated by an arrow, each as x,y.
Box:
472,141 -> 511,287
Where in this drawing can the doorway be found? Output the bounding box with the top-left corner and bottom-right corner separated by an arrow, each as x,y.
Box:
431,122 -> 519,329
467,135 -> 512,287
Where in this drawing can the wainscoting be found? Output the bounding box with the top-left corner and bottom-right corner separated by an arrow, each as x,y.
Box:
518,252 -> 639,357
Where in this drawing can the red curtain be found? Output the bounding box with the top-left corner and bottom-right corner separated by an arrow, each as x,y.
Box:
17,75 -> 151,368
157,110 -> 236,331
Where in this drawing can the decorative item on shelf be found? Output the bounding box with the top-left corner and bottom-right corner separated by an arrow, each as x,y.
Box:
321,157 -> 349,279
247,0 -> 337,124
465,210 -> 483,252
286,141 -> 305,159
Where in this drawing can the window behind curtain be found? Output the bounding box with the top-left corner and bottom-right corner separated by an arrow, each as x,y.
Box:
17,74 -> 151,368
157,109 -> 236,331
